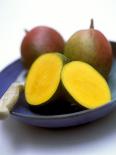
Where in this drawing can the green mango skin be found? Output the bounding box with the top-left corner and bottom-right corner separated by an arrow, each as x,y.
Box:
21,26 -> 65,68
64,29 -> 112,78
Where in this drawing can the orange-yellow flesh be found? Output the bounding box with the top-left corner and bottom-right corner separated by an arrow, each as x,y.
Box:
61,61 -> 111,109
25,53 -> 63,105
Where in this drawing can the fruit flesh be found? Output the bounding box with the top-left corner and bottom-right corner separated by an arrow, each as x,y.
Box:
61,61 -> 111,109
25,53 -> 63,105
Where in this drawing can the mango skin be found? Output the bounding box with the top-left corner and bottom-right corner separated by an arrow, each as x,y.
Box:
21,26 -> 65,68
64,29 -> 112,78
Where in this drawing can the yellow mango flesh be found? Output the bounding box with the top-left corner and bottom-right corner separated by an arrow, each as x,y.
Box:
61,61 -> 111,109
25,53 -> 63,106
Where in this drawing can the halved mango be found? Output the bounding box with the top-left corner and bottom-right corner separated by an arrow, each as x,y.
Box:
61,61 -> 111,109
25,53 -> 68,106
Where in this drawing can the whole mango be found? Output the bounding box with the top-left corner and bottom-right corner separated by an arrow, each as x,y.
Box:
21,26 -> 65,68
64,19 -> 112,78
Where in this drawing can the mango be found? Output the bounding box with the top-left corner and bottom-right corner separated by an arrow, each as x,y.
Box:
64,19 -> 112,78
61,61 -> 111,109
25,53 -> 69,108
21,26 -> 65,68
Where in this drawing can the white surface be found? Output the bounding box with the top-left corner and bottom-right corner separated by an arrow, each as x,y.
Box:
0,0 -> 116,155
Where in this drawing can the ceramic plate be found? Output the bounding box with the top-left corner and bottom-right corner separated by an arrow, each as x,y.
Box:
0,42 -> 116,128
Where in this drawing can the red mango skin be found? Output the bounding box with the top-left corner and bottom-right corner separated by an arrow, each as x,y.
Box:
64,29 -> 112,78
21,26 -> 65,68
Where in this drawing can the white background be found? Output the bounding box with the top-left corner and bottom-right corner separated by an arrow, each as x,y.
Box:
0,0 -> 116,155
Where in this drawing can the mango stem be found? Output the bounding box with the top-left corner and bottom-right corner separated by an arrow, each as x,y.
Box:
24,29 -> 29,33
90,19 -> 94,29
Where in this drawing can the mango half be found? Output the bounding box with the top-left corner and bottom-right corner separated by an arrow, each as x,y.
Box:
25,53 -> 68,107
61,61 -> 111,109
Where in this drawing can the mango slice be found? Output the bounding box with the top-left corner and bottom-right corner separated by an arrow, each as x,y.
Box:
25,53 -> 68,106
61,61 -> 111,109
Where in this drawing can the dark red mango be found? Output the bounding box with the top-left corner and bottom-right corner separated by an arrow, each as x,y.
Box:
21,26 -> 65,68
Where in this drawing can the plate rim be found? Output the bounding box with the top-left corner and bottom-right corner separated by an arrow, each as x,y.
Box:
11,99 -> 116,120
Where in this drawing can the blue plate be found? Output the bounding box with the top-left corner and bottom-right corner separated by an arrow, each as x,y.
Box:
0,42 -> 116,128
